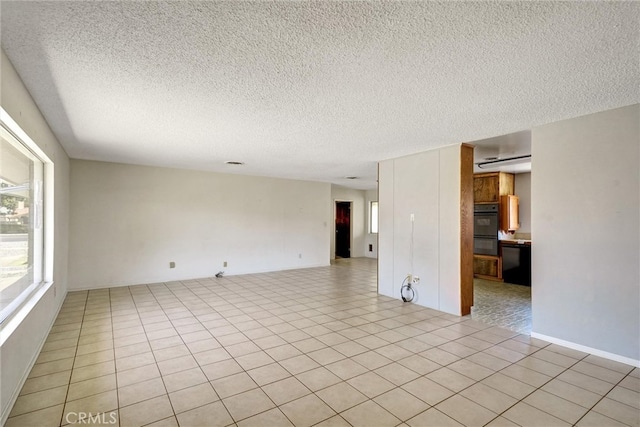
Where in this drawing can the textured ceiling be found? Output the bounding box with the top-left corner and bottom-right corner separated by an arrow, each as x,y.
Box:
1,1 -> 638,190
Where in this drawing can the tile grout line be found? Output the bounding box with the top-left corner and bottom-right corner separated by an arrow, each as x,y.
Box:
58,290 -> 89,427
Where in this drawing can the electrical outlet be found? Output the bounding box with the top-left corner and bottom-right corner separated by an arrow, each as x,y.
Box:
223,261 -> 228,267
410,213 -> 415,222
412,276 -> 420,285
169,262 -> 175,268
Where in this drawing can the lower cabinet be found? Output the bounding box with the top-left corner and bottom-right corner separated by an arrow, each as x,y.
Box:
473,255 -> 502,281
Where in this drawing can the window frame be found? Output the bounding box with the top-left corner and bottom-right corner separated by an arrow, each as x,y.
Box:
0,107 -> 54,340
369,201 -> 379,234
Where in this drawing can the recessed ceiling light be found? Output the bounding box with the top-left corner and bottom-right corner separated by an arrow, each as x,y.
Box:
225,161 -> 244,165
345,176 -> 359,180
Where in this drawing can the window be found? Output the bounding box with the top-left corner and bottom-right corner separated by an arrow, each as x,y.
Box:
370,201 -> 378,234
0,110 -> 50,325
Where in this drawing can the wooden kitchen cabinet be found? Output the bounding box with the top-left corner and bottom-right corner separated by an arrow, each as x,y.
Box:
473,172 -> 514,203
473,255 -> 502,281
500,195 -> 520,232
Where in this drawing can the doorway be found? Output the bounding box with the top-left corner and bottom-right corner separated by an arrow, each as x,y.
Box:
335,201 -> 351,258
469,131 -> 533,334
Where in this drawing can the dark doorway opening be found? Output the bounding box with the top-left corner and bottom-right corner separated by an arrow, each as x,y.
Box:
335,201 -> 351,258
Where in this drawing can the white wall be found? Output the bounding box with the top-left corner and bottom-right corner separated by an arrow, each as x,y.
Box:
364,189 -> 378,258
69,160 -> 331,289
531,104 -> 639,364
378,144 -> 463,315
514,172 -> 531,235
0,50 -> 70,424
330,185 -> 366,259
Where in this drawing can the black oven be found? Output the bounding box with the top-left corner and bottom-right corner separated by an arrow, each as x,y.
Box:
474,204 -> 499,256
474,237 -> 499,256
474,204 -> 499,237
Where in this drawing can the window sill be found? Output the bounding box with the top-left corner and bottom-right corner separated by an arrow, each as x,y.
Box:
0,281 -> 55,346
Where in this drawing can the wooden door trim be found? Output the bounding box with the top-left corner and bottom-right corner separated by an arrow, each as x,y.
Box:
460,144 -> 474,316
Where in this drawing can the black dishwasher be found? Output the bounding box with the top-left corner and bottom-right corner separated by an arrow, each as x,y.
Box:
501,242 -> 531,286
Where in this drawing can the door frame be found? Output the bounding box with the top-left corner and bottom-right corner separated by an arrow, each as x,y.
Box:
332,199 -> 353,260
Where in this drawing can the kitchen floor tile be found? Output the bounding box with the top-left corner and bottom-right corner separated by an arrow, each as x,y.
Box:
247,362 -> 291,386
265,344 -> 303,361
406,408 -> 463,427
426,367 -> 476,392
447,359 -> 495,381
591,397 -> 640,426
436,394 -> 497,426
524,389 -> 589,424
316,382 -> 368,413
606,385 -> 640,409
397,354 -> 441,375
168,382 -> 219,414
402,376 -> 455,406
459,382 -> 517,414
279,394 -> 336,427
162,366 -> 208,393
500,364 -> 553,387
176,402 -> 233,427
117,363 -> 161,387
211,371 -> 258,398
374,362 -> 421,386
62,390 -> 119,423
261,376 -> 311,406
502,402 -> 571,426
341,400 -> 401,427
235,350 -> 275,370
296,366 -> 342,391
325,358 -> 368,380
314,415 -> 352,427
67,374 -> 116,402
481,372 -> 536,400
10,385 -> 68,417
5,404 -> 64,427
19,370 -> 71,396
541,378 -> 602,408
351,350 -> 393,370
222,388 -> 276,422
575,411 -> 628,426
346,371 -> 395,398
237,408 -> 294,427
373,387 -> 430,421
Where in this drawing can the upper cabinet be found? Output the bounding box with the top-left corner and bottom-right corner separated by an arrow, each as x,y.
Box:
473,172 -> 514,203
474,172 -> 519,232
500,195 -> 520,232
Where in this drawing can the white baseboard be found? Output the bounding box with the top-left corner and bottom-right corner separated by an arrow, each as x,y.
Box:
68,263 -> 332,291
531,332 -> 640,368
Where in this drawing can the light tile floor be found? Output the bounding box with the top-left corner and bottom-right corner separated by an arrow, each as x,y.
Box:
472,279 -> 531,335
6,258 -> 639,427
